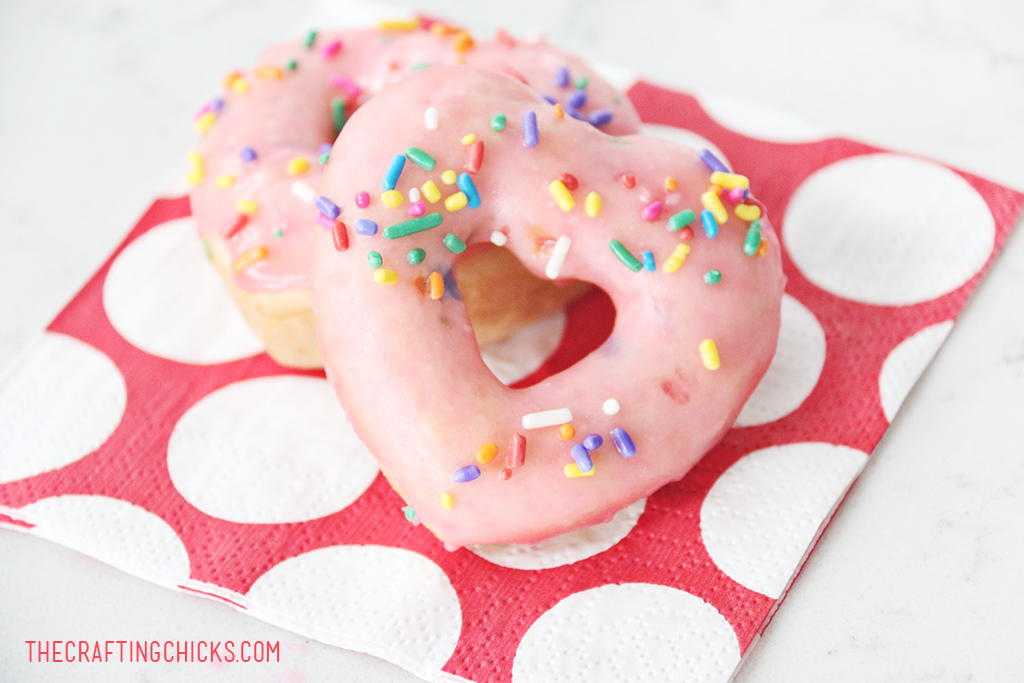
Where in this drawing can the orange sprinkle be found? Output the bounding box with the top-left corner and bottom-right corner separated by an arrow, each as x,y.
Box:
553,103 -> 564,118
428,271 -> 445,299
232,246 -> 268,273
430,22 -> 459,36
664,176 -> 678,191
477,442 -> 499,464
558,424 -> 575,440
254,65 -> 283,79
222,70 -> 243,90
452,30 -> 474,53
756,239 -> 769,257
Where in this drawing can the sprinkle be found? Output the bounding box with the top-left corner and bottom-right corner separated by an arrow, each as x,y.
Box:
491,112 -> 506,131
465,139 -> 484,174
378,18 -> 420,31
236,199 -> 258,215
406,248 -> 426,265
641,201 -> 662,221
355,191 -> 370,208
581,435 -> 603,452
665,177 -> 678,191
642,251 -> 656,271
609,240 -> 643,272
522,408 -> 573,430
553,103 -> 564,118
215,174 -> 235,189
558,424 -> 575,440
727,187 -> 746,203
441,170 -> 457,184
409,201 -> 425,216
351,219 -> 377,236
223,71 -> 242,90
621,174 -> 635,189
490,230 -> 508,246
222,213 -> 248,239
744,220 -> 763,256
456,173 -> 481,208
232,246 -> 267,273
701,210 -> 719,239
332,221 -> 349,251
403,506 -> 419,524
756,239 -> 769,257
700,339 -> 720,370
254,65 -> 283,79
558,173 -> 578,191
545,236 -> 572,279
710,171 -> 749,189
384,212 -> 443,239
185,167 -> 204,185
375,267 -> 398,284
315,212 -> 337,230
428,271 -> 444,299
679,226 -> 695,240
381,190 -> 404,208
286,157 -> 310,175
194,111 -> 216,133
320,39 -> 343,59
445,192 -> 468,211
461,133 -> 476,145
564,463 -> 596,478
704,269 -> 722,284
329,73 -> 362,99
735,203 -> 761,222
421,180 -> 441,203
230,77 -> 249,94
404,146 -> 435,171
699,148 -> 728,173
571,444 -> 593,472
663,243 -> 691,273
287,59 -> 298,71
702,189 -> 728,224
453,465 -> 481,483
443,233 -> 466,253
452,30 -> 474,53
425,107 -> 439,130
499,468 -> 512,480
575,75 -> 589,89
668,209 -> 696,231
440,492 -> 454,510
240,146 -> 257,162
507,433 -> 526,468
303,30 -> 317,48
555,65 -> 570,88
585,192 -> 602,218
314,195 -> 340,219
477,442 -> 499,464
549,179 -> 575,212
567,89 -> 587,110
291,181 -> 316,205
611,427 -> 636,458
382,153 -> 406,190
588,109 -> 613,127
368,251 -> 383,268
523,110 -> 538,147
409,187 -> 421,202
320,143 -> 333,156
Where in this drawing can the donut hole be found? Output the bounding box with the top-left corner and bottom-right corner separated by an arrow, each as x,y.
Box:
455,242 -> 615,388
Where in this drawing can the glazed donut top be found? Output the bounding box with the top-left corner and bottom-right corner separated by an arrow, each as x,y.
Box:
311,66 -> 785,549
187,22 -> 641,292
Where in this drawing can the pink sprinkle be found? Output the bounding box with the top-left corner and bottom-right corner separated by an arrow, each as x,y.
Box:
193,102 -> 212,121
329,73 -> 362,99
727,187 -> 745,203
409,201 -> 425,216
320,39 -> 343,60
642,200 -> 662,221
315,212 -> 336,230
355,191 -> 370,208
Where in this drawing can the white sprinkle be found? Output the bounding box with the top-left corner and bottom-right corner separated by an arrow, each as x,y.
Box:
602,398 -> 620,415
490,230 -> 508,246
545,235 -> 572,279
522,408 -> 573,430
291,180 -> 316,205
425,107 -> 439,130
409,187 -> 421,202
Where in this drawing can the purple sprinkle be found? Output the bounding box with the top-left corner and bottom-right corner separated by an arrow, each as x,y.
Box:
240,146 -> 257,162
453,465 -> 481,483
314,212 -> 336,230
642,251 -> 656,271
523,110 -> 538,147
566,107 -> 585,121
555,65 -> 570,88
566,89 -> 588,110
571,444 -> 593,473
210,96 -> 224,112
541,94 -> 556,105
611,428 -> 636,458
355,218 -> 378,236
642,201 -> 662,221
699,148 -> 728,173
314,195 -> 340,219
319,143 -> 333,155
582,434 -> 603,451
588,109 -> 613,127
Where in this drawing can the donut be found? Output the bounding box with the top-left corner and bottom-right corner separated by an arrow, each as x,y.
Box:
187,22 -> 641,368
311,66 -> 785,549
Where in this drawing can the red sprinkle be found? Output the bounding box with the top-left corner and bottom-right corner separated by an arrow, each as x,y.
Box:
332,221 -> 349,251
495,28 -> 516,47
222,213 -> 248,239
507,433 -> 526,469
558,173 -> 579,191
466,139 -> 484,174
501,65 -> 527,84
499,468 -> 512,481
621,174 -> 636,189
679,226 -> 695,241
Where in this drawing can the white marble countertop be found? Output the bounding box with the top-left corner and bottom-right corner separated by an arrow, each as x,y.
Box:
2,0 -> 1023,681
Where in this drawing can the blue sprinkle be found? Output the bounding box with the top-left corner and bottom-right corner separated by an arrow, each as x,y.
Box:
571,444 -> 593,473
210,97 -> 224,112
611,428 -> 636,458
701,210 -> 719,239
355,218 -> 378,236
567,89 -> 588,110
555,65 -> 570,88
453,465 -> 481,483
314,195 -> 340,219
456,173 -> 481,209
523,110 -> 538,147
583,434 -> 603,451
698,148 -> 728,173
240,146 -> 257,162
541,94 -> 556,105
642,251 -> 656,271
382,153 -> 406,190
588,109 -> 614,127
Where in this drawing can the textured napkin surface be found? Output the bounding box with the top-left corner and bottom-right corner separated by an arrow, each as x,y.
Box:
1,47 -> 1022,683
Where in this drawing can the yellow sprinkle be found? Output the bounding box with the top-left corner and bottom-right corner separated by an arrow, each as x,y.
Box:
461,133 -> 476,145
428,271 -> 444,299
445,192 -> 468,211
549,179 -> 575,212
663,243 -> 691,273
558,424 -> 575,441
193,112 -> 216,133
421,180 -> 441,203
477,443 -> 499,464
214,174 -> 235,189
710,171 -> 750,189
452,30 -> 474,53
734,203 -> 761,222
553,103 -> 564,118
222,71 -> 242,90
381,189 -> 404,208
664,176 -> 678,191
756,239 -> 769,257
441,170 -> 457,185
584,191 -> 601,218
236,199 -> 258,215
701,188 -> 728,224
186,151 -> 204,169
185,169 -> 204,185
440,492 -> 454,510
699,339 -> 720,371
232,246 -> 267,273
564,463 -> 596,478
373,268 -> 399,284
286,157 -> 310,175
378,18 -> 420,31
230,77 -> 249,94
254,65 -> 283,79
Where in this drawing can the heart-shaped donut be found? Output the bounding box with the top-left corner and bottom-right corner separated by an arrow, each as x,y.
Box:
312,66 -> 785,549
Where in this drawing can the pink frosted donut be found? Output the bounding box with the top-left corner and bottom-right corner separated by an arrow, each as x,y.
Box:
311,67 -> 785,549
187,22 -> 641,367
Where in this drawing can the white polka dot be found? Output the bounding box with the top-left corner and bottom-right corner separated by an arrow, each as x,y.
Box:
880,321 -> 954,422
103,217 -> 265,364
167,375 -> 378,523
602,398 -> 620,415
639,124 -> 731,171
784,154 -> 995,305
19,494 -> 190,585
697,92 -> 827,143
734,295 -> 826,427
512,583 -> 739,683
481,311 -> 565,386
246,545 -> 461,679
701,443 -> 868,599
469,498 -> 645,569
0,332 -> 126,484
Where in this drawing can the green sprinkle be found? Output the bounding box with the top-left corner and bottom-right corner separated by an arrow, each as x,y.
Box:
384,212 -> 443,239
575,75 -> 589,89
403,506 -> 418,522
443,233 -> 467,254
744,220 -> 762,256
410,62 -> 430,70
331,98 -> 346,135
272,228 -> 283,239
668,209 -> 697,231
704,269 -> 722,284
368,251 -> 383,268
319,152 -> 329,165
287,59 -> 298,71
304,30 -> 317,48
491,112 -> 507,132
613,94 -> 623,104
407,248 -> 426,265
405,146 -> 436,170
609,240 -> 642,272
